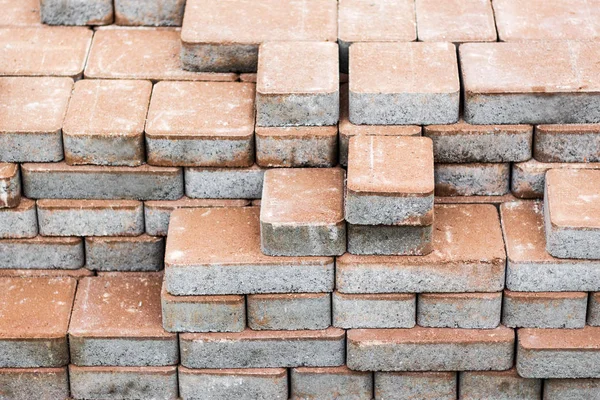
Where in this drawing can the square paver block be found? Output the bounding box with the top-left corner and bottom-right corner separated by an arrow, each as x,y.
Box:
544,378 -> 600,399
40,0 -> 113,25
417,292 -> 502,329
247,293 -> 331,331
114,0 -> 185,26
349,42 -> 460,125
544,169 -> 600,259
184,165 -> 265,199
0,236 -> 84,269
434,163 -> 511,196
375,372 -> 457,400
337,204 -> 506,293
416,0 -> 497,42
535,124 -> 600,163
0,163 -> 20,208
0,77 -> 72,162
459,368 -> 542,400
84,235 -> 165,272
0,27 -> 92,77
291,366 -> 373,400
63,79 -> 151,166
461,41 -> 600,124
0,367 -> 69,400
345,136 -> 434,225
145,81 -> 255,167
1,0 -> 42,27
180,0 -> 337,72
0,277 -> 76,367
256,41 -> 339,127
501,201 -> 600,292
260,168 -> 345,256
332,292 -> 416,329
69,275 -> 178,367
85,28 -> 237,81
164,207 -> 335,295
0,198 -> 37,238
502,290 -> 587,329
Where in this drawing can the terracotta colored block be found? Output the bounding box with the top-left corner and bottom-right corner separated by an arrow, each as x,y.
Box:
291,366 -> 373,400
21,162 -> 184,200
434,193 -> 518,206
0,0 -> 42,26
239,73 -> 256,83
0,198 -> 37,238
180,0 -> 337,72
40,0 -> 112,25
0,267 -> 92,279
332,292 -> 416,329
501,201 -> 600,292
85,28 -> 237,81
337,204 -> 506,293
115,0 -> 185,26
145,81 -> 255,167
185,165 -> 265,199
544,169 -> 600,259
0,236 -> 84,269
590,292 -> 600,326
247,293 -> 331,331
349,42 -> 460,125
417,292 -> 502,329
459,368 -> 542,400
179,367 -> 288,400
63,79 -> 151,166
517,326 -> 600,378
260,168 -> 346,256
338,0 -> 416,72
461,41 -> 600,124
69,275 -> 178,367
424,121 -> 532,163
374,372 -> 457,400
502,290 -> 587,329
0,77 -> 72,162
535,124 -> 600,162
346,136 -> 434,225
37,199 -> 144,237
256,41 -> 339,127
0,27 -> 92,77
0,367 -> 69,400
0,163 -> 20,208
347,223 -> 433,256
144,197 -> 250,236
69,365 -> 178,400
347,326 -> 514,371
180,327 -> 345,368
416,0 -> 496,42
544,378 -> 600,399
164,207 -> 334,295
85,235 -> 164,272
0,277 -> 76,367
435,163 -> 510,196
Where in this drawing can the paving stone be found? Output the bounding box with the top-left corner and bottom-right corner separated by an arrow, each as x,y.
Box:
260,168 -> 345,256
0,77 -> 72,162
501,201 -> 600,292
0,163 -> 20,208
0,267 -> 92,279
435,193 -> 519,206
145,81 -> 255,167
375,371 -> 457,400
424,121 -> 532,163
493,0 -> 600,41
332,292 -> 416,329
417,292 -> 502,329
502,290 -> 587,329
0,27 -> 92,77
85,235 -> 164,272
85,28 -> 238,81
0,198 -> 37,238
1,0 -> 42,26
69,275 -> 178,367
22,163 -> 184,200
347,326 -> 514,372
0,367 -> 69,400
161,285 -> 245,333
415,0 -> 496,42
165,207 -> 334,295
185,165 -> 265,199
590,293 -> 600,326
256,125 -> 338,167
338,0 -> 416,72
337,204 -> 505,293
0,236 -> 84,269
0,277 -> 76,367
544,169 -> 600,259
461,41 -> 600,124
180,0 -> 337,72
256,41 -> 339,127
543,378 -> 600,399
69,365 -> 178,400
63,79 -> 151,166
517,326 -> 600,378
347,223 -> 433,256
291,366 -> 372,400
114,0 -> 185,26
345,136 -> 434,225
349,42 -> 459,125
179,367 -> 288,400
534,124 -> 600,162
247,293 -> 331,331
180,327 -> 345,368
41,0 -> 112,25
459,368 -> 542,400
435,163 -> 511,196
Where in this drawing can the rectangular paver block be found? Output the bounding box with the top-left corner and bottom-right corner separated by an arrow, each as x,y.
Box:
185,165 -> 265,199
0,367 -> 69,400
332,292 -> 416,329
114,0 -> 185,26
417,292 -> 502,329
85,235 -> 164,272
543,378 -> 600,400
0,236 -> 84,269
247,293 -> 331,331
347,223 -> 433,256
435,163 -> 510,196
459,368 -> 542,400
0,163 -> 20,208
375,372 -> 457,400
40,0 -> 113,25
291,366 -> 372,400
535,124 -> 600,162
0,198 -> 37,238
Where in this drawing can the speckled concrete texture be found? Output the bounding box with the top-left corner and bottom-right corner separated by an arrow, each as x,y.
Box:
185,165 -> 265,199
40,0 -> 113,25
247,293 -> 331,331
0,198 -> 37,238
291,366 -> 372,400
332,292 -> 416,329
375,372 -> 457,400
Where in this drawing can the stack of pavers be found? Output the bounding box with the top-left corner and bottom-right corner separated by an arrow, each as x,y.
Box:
1,0 -> 600,399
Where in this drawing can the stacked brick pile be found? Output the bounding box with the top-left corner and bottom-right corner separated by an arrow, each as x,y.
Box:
1,0 -> 600,399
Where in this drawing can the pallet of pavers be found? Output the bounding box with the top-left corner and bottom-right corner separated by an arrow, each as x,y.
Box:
2,0 -> 600,399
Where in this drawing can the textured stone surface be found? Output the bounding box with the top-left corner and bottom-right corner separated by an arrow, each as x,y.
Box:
543,378 -> 600,399
375,372 -> 457,400
535,124 -> 600,162
590,293 -> 600,326
435,193 -> 519,206
185,165 -> 265,199
40,0 -> 113,25
503,290 -> 588,329
332,292 -> 416,329
417,292 -> 502,329
247,293 -> 330,331
1,0 -> 42,26
0,163 -> 20,208
291,366 -> 372,400
115,0 -> 185,26
0,236 -> 84,269
0,267 -> 92,279
347,223 -> 433,256
0,367 -> 69,400
0,198 -> 37,238
459,368 -> 542,400
435,163 -> 511,196
85,235 -> 164,272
